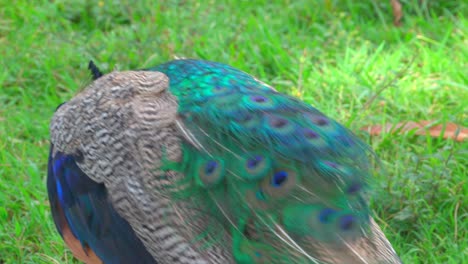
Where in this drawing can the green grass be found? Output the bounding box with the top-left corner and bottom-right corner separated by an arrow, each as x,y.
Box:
1,0 -> 466,263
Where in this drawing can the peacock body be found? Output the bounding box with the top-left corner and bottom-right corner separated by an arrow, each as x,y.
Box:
47,59 -> 401,264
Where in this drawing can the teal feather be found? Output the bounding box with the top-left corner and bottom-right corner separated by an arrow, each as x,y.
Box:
148,59 -> 376,263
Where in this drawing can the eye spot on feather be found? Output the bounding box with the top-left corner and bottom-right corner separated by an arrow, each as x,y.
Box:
303,113 -> 334,129
315,117 -> 329,126
269,116 -> 288,128
266,115 -> 295,134
302,128 -> 319,139
247,156 -> 263,169
272,171 -> 288,187
262,168 -> 297,198
243,155 -> 270,180
196,159 -> 225,188
347,182 -> 362,194
250,95 -> 269,103
339,215 -> 355,231
205,160 -> 218,175
318,208 -> 336,223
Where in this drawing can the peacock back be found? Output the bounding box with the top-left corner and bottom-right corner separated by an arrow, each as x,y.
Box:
47,59 -> 401,264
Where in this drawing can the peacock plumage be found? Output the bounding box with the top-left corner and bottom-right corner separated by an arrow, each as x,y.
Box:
47,59 -> 401,264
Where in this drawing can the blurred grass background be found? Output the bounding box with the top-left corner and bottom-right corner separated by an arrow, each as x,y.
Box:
0,0 -> 467,263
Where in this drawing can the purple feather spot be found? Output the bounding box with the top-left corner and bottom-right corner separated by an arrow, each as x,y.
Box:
270,116 -> 288,128
339,215 -> 355,230
347,182 -> 361,194
250,95 -> 268,103
315,117 -> 329,126
205,161 -> 218,175
319,208 -> 336,223
272,171 -> 288,187
247,156 -> 263,169
303,128 -> 319,139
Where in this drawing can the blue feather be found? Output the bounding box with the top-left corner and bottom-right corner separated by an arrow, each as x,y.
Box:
47,146 -> 156,263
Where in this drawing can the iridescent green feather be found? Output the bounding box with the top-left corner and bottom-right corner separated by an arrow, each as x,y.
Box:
147,60 -> 374,263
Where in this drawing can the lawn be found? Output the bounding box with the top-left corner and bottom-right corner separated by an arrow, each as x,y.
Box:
0,0 -> 466,263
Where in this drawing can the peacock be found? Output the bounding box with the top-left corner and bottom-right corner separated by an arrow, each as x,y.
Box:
47,59 -> 402,264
